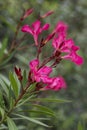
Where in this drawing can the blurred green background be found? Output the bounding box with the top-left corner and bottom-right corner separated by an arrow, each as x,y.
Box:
0,0 -> 87,129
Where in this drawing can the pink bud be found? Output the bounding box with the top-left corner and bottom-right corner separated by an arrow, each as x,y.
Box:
20,8 -> 33,21
41,11 -> 54,18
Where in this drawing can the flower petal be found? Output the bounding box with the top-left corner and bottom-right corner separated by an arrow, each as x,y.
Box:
55,21 -> 68,34
42,24 -> 50,31
32,20 -> 41,33
45,77 -> 66,91
21,25 -> 33,35
29,59 -> 39,71
38,66 -> 52,76
62,51 -> 84,65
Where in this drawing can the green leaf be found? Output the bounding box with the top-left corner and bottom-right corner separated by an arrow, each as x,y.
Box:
22,70 -> 27,86
7,117 -> 18,130
15,95 -> 35,108
0,37 -> 8,59
0,107 -> 5,121
9,72 -> 19,98
30,98 -> 71,103
0,92 -> 5,108
20,110 -> 55,117
16,54 -> 29,65
13,114 -> 51,127
0,50 -> 16,68
8,85 -> 15,109
27,83 -> 36,93
32,104 -> 55,117
78,121 -> 84,130
0,78 -> 9,97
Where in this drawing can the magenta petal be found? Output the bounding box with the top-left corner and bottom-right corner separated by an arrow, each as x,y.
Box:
38,66 -> 52,76
72,45 -> 80,51
29,59 -> 39,70
52,33 -> 65,49
45,77 -> 66,91
62,51 -> 84,65
41,76 -> 52,83
32,20 -> 41,33
55,21 -> 68,33
42,24 -> 50,31
52,38 -> 58,49
21,25 -> 33,34
65,39 -> 74,48
71,53 -> 84,65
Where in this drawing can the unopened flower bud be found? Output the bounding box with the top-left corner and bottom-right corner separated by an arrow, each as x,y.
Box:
41,11 -> 54,18
20,8 -> 33,21
14,67 -> 23,81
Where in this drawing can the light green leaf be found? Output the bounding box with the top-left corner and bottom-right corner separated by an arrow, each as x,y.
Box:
27,83 -> 36,93
0,78 -> 9,97
0,74 -> 10,85
7,117 -> 18,130
78,121 -> 84,130
9,72 -> 19,98
32,104 -> 55,117
22,70 -> 27,86
8,86 -> 15,109
16,54 -> 29,65
0,107 -> 5,121
30,98 -> 71,103
0,37 -> 8,58
19,110 -> 55,117
15,95 -> 35,108
14,114 -> 51,127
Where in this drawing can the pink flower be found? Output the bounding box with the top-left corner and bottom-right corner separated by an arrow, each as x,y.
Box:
53,21 -> 68,37
45,77 -> 66,91
29,59 -> 52,82
21,20 -> 50,45
52,21 -> 84,66
62,50 -> 84,65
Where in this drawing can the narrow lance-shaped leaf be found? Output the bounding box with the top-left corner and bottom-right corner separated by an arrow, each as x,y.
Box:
22,70 -> 27,86
30,98 -> 71,103
0,37 -> 8,59
13,113 -> 52,127
7,117 -> 18,130
9,72 -> 19,98
32,104 -> 56,117
0,107 -> 5,121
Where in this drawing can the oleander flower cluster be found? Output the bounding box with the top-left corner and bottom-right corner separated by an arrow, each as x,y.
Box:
16,9 -> 83,92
